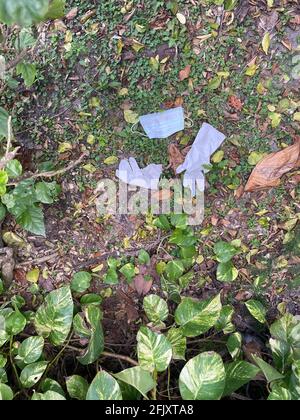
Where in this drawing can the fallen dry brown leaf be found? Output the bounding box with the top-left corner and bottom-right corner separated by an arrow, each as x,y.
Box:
179,65 -> 191,81
133,274 -> 153,296
228,95 -> 243,111
168,143 -> 184,174
245,137 -> 300,192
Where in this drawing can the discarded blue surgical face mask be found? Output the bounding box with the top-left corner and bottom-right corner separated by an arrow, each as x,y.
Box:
139,107 -> 185,139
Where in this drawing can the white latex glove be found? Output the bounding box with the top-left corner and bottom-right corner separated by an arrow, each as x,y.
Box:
116,157 -> 162,190
176,123 -> 226,196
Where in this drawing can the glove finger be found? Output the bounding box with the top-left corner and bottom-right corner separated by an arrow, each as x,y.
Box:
129,157 -> 143,176
195,172 -> 205,193
183,173 -> 196,197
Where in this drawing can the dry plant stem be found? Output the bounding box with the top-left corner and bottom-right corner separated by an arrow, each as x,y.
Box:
101,351 -> 139,367
66,345 -> 138,366
8,152 -> 89,186
76,235 -> 166,270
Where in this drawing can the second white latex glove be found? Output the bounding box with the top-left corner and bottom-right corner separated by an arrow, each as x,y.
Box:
116,157 -> 162,190
176,123 -> 226,196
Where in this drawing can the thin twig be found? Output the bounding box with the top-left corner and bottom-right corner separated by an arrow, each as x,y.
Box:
101,351 -> 139,366
75,235 -> 165,270
8,152 -> 89,186
66,345 -> 139,366
16,251 -> 59,267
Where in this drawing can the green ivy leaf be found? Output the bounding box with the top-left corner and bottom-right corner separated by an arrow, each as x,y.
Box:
143,295 -> 169,324
40,378 -> 65,397
16,62 -> 37,87
16,205 -> 45,236
77,306 -> 104,366
34,286 -> 73,345
16,336 -> 44,364
166,328 -> 187,360
215,305 -> 235,334
5,309 -> 27,336
227,332 -> 242,359
137,326 -> 172,373
86,371 -> 122,400
45,0 -> 65,19
0,0 -> 49,26
32,390 -> 66,400
35,181 -> 59,204
165,260 -> 185,281
169,229 -> 197,247
270,313 -> 298,344
5,160 -> 22,178
170,214 -> 188,229
20,361 -> 48,388
0,383 -> 13,400
119,263 -> 135,283
214,241 -> 238,263
138,249 -> 150,265
153,215 -> 171,230
175,295 -> 222,337
207,76 -> 222,90
252,355 -> 284,383
223,361 -> 260,396
217,261 -> 239,282
103,268 -> 119,285
114,367 -> 155,398
245,300 -> 267,324
179,352 -> 226,400
16,28 -> 36,50
66,375 -> 89,400
71,271 -> 92,294
80,294 -> 102,307
268,384 -> 292,400
269,338 -> 291,372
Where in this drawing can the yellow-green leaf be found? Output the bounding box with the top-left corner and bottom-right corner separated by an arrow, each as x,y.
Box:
104,156 -> 118,165
245,64 -> 259,77
248,152 -> 266,166
83,164 -> 97,173
262,32 -> 271,55
212,151 -> 224,163
124,110 -> 139,124
26,268 -> 40,283
268,112 -> 281,128
132,40 -> 144,53
58,142 -> 72,153
293,112 -> 300,122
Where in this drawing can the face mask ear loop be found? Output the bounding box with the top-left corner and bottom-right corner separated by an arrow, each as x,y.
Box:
131,122 -> 148,138
185,116 -> 194,129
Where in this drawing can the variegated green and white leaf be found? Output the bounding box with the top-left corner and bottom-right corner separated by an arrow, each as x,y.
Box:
77,305 -> 104,366
143,295 -> 169,324
175,295 -> 222,337
114,367 -> 155,398
20,361 -> 48,388
34,287 -> 73,346
166,328 -> 187,360
137,326 -> 172,373
16,336 -> 44,364
179,352 -> 226,400
86,371 -> 122,400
